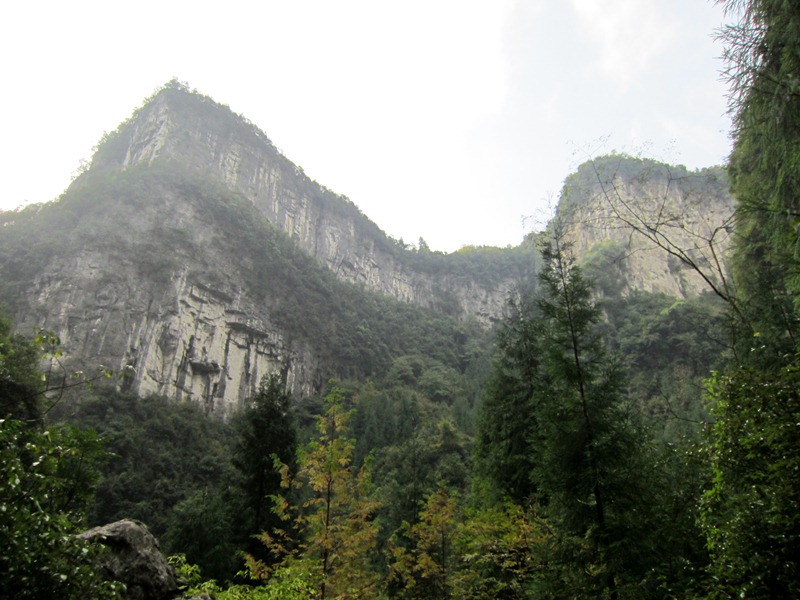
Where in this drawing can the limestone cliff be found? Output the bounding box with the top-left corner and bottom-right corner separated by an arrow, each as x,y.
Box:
12,185 -> 320,420
0,82 -> 530,415
556,155 -> 734,298
89,81 -> 521,321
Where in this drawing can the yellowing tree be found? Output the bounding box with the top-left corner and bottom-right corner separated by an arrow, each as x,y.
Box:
249,387 -> 381,599
389,487 -> 459,599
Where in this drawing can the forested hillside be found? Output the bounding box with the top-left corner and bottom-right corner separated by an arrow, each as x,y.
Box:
2,0 -> 799,597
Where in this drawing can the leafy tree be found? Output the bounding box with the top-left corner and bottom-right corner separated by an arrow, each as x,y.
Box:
164,487 -> 239,583
0,315 -> 43,422
0,419 -> 121,599
389,487 -> 460,599
0,320 -> 119,598
374,416 -> 471,550
700,362 -> 800,598
596,291 -> 727,443
61,388 -> 237,577
450,502 -> 551,600
1,316 -> 112,423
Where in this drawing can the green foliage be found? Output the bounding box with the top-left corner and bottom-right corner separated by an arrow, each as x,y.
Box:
533,233 -> 660,597
389,492 -> 553,600
0,418 -> 121,599
688,4 -> 800,597
230,374 -> 298,566
474,289 -> 541,503
59,389 -> 237,577
389,487 -> 460,599
164,487 -> 239,583
0,314 -> 44,422
250,386 -> 382,599
720,0 -> 800,360
700,361 -> 800,598
580,240 -> 628,298
601,291 -> 727,442
372,417 -> 471,551
350,380 -> 418,467
409,243 -> 537,291
475,229 -> 686,597
0,316 -> 122,596
450,503 -> 550,600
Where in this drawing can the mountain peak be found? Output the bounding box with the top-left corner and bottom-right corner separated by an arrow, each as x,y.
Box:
89,80 -> 277,176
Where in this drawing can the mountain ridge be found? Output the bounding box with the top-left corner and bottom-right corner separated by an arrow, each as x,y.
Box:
84,80 -> 529,319
0,81 -> 733,415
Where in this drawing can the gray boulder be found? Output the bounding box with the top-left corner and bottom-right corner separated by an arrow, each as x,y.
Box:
80,519 -> 180,600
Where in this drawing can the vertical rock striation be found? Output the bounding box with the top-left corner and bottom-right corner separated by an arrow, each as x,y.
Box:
556,156 -> 734,298
90,83 -> 519,318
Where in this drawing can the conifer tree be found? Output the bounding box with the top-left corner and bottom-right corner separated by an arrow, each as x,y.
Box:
531,230 -> 656,598
478,227 -> 661,597
474,288 -> 542,503
231,374 -> 297,563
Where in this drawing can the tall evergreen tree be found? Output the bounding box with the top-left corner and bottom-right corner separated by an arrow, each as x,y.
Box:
477,229 -> 661,597
474,287 -> 542,504
531,230 -> 656,598
231,374 -> 298,562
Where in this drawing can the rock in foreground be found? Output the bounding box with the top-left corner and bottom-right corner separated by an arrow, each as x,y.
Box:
80,519 -> 180,600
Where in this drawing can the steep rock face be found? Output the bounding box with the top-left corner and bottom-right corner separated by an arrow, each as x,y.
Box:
557,156 -> 734,298
5,177 -> 328,418
21,250 -> 317,420
0,83 -> 526,415
1,86 -> 735,417
90,83 -> 516,321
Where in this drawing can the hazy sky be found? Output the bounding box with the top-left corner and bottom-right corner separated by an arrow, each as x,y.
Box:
1,0 -> 732,252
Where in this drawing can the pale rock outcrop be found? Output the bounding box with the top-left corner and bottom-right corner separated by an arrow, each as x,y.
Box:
557,158 -> 733,298
20,253 -> 315,419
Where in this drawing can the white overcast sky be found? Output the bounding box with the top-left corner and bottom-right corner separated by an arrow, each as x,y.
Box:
1,0 -> 732,252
